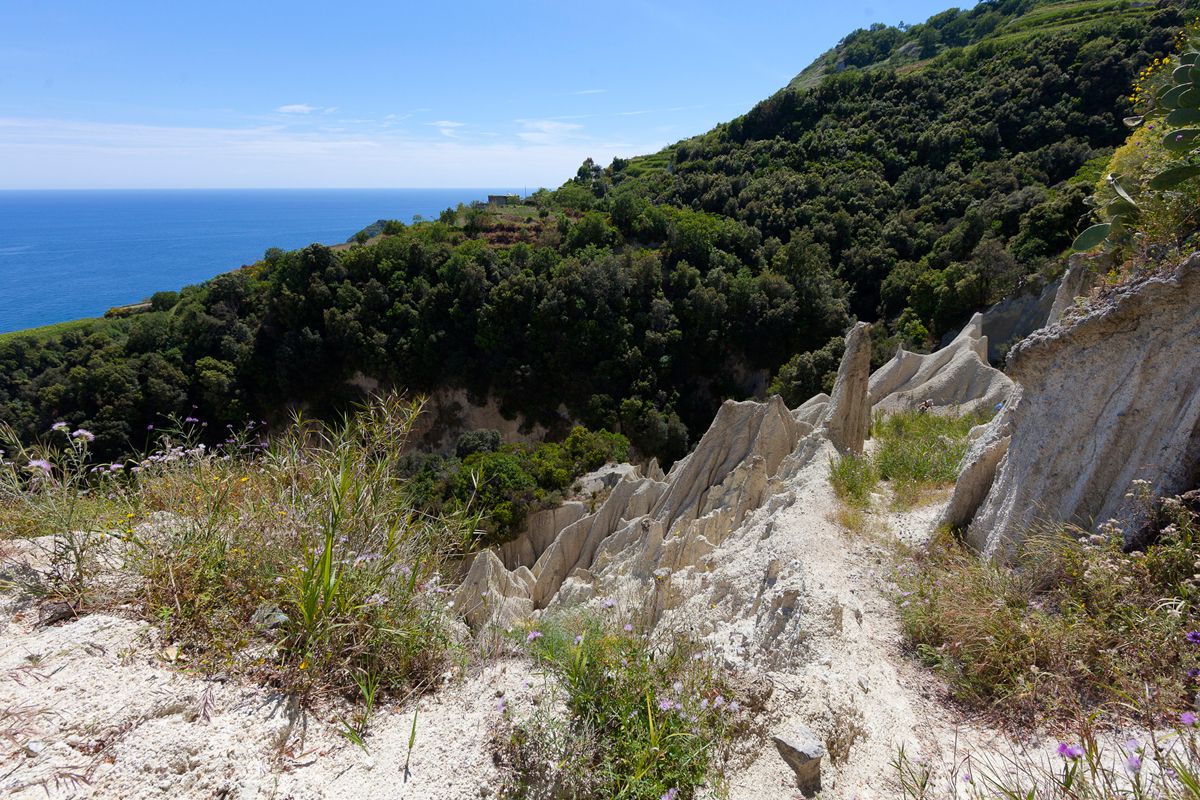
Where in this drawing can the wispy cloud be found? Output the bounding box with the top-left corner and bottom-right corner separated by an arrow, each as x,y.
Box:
572,88 -> 606,95
517,119 -> 583,145
0,115 -> 666,189
615,105 -> 698,117
276,103 -> 318,114
429,119 -> 465,137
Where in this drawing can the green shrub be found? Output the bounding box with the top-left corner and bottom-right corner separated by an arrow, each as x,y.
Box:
497,613 -> 748,799
829,453 -> 879,508
413,426 -> 631,543
872,409 -> 989,500
897,496 -> 1200,725
455,428 -> 501,459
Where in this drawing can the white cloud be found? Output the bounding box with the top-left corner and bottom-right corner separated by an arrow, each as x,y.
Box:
517,119 -> 583,145
276,103 -> 318,114
0,116 -> 665,189
429,120 -> 465,137
572,88 -> 606,95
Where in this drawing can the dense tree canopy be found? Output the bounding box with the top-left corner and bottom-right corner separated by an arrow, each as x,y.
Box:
0,0 -> 1190,465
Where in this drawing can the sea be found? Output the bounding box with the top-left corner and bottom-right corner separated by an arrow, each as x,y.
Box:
0,188 -> 523,334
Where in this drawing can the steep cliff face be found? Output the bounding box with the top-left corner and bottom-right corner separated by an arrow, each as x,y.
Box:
944,257 -> 1200,557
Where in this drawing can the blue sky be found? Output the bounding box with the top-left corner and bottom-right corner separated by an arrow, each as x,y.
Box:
1,1 -> 969,189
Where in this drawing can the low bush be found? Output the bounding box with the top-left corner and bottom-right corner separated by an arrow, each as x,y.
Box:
898,492 -> 1200,725
2,395 -> 475,723
406,425 -> 630,543
829,453 -> 879,508
496,612 -> 749,800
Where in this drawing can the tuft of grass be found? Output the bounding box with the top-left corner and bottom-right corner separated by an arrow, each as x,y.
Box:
131,394 -> 475,702
2,393 -> 476,711
829,453 -> 879,508
873,409 -> 989,506
897,497 -> 1200,726
827,409 -> 989,520
895,721 -> 1200,799
495,612 -> 750,800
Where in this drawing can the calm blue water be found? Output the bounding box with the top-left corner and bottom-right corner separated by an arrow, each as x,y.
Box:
0,188 -> 521,334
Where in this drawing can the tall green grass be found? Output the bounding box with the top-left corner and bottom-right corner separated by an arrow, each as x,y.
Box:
897,499 -> 1200,725
2,394 -> 475,711
828,409 -> 989,513
496,612 -> 750,800
873,409 -> 989,506
829,453 -> 880,508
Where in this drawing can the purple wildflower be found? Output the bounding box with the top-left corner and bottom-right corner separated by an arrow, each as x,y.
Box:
71,428 -> 94,442
623,623 -> 633,632
712,695 -> 725,709
661,789 -> 678,800
672,681 -> 682,694
27,459 -> 52,473
184,416 -> 199,424
728,700 -> 741,713
658,697 -> 674,711
526,630 -> 543,643
146,424 -> 154,431
1187,631 -> 1200,644
1057,742 -> 1084,759
574,634 -> 583,646
602,598 -> 616,608
496,697 -> 507,714
1125,740 -> 1142,773
1182,711 -> 1198,726
51,421 -> 69,432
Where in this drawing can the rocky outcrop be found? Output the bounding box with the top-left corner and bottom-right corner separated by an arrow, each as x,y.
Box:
529,474 -> 666,607
870,313 -> 1013,416
497,502 -> 588,570
774,724 -> 826,794
966,280 -> 1059,363
937,408 -> 1014,533
453,313 -> 1015,632
453,550 -> 535,630
1047,252 -> 1109,326
651,396 -> 800,536
948,257 -> 1200,557
824,322 -> 871,454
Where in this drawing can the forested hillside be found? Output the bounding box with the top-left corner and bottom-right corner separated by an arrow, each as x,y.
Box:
0,0 -> 1190,463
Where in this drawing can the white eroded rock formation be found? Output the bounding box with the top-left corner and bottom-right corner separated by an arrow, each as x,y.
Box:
943,257 -> 1200,557
455,313 -> 1011,637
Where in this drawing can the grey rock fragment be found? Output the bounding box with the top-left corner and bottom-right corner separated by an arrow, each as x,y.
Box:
773,724 -> 826,795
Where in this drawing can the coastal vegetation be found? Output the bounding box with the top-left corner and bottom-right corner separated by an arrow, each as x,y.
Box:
497,613 -> 748,799
0,0 -> 1191,475
1,395 -> 472,706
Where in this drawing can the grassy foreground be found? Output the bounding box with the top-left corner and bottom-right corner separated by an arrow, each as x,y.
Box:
829,408 -> 992,513
0,395 -> 474,722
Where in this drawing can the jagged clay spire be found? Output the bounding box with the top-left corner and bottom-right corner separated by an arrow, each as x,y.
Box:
823,321 -> 872,454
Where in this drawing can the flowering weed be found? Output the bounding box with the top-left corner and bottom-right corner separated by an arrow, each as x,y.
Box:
898,498 -> 1200,725
495,613 -> 749,800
